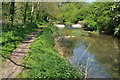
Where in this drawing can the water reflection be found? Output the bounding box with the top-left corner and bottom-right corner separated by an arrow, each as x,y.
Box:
57,38 -> 74,57
70,41 -> 111,78
58,28 -> 119,78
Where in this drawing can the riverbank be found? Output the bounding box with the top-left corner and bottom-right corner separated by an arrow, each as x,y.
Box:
19,25 -> 84,79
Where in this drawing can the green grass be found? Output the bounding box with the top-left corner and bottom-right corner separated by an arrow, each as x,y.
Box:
2,23 -> 38,56
19,26 -> 84,79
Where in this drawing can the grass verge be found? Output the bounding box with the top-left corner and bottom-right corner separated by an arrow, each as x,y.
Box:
1,23 -> 38,57
19,26 -> 84,79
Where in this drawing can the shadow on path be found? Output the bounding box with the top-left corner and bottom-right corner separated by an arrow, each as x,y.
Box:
2,28 -> 41,78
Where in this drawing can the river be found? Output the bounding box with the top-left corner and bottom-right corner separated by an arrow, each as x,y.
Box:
57,27 -> 119,78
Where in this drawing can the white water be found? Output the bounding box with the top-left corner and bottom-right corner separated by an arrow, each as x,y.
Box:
54,24 -> 82,28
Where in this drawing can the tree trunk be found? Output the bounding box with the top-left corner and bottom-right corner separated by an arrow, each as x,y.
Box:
31,3 -> 34,23
35,3 -> 39,22
23,2 -> 28,24
9,0 -> 15,27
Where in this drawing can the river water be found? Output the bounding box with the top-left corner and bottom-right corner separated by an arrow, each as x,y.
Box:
57,27 -> 119,78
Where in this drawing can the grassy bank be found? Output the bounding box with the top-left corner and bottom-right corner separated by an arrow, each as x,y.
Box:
19,26 -> 84,79
2,23 -> 38,56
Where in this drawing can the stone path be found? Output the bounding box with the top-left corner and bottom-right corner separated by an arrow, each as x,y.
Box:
2,28 -> 40,78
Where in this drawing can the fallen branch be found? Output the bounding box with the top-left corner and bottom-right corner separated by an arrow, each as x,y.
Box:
1,54 -> 31,69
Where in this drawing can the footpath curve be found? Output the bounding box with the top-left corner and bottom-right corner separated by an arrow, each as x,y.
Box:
2,28 -> 41,78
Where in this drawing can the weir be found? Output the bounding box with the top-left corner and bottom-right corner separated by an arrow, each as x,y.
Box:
55,24 -> 82,28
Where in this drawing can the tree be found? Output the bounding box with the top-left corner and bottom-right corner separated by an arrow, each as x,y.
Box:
23,2 -> 28,24
59,2 -> 87,23
9,0 -> 15,28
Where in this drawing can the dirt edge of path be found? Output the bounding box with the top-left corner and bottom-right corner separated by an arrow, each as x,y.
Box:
2,28 -> 41,78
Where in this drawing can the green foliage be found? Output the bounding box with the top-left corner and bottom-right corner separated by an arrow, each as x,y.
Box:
114,24 -> 120,36
2,2 -> 62,25
60,2 -> 87,23
64,21 -> 74,25
83,2 -> 114,32
36,21 -> 46,26
80,2 -> 120,36
2,23 -> 38,56
60,2 -> 120,37
20,26 -> 84,78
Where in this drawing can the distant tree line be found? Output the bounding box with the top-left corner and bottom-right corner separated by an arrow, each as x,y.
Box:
60,2 -> 120,37
2,1 -> 120,37
2,1 -> 61,29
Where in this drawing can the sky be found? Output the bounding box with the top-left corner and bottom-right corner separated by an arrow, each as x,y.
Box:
85,0 -> 96,2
